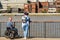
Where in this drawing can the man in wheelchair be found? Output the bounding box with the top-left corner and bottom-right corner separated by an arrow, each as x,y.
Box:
5,17 -> 18,38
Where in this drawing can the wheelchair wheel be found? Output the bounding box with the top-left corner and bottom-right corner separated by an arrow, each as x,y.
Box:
5,30 -> 10,36
10,33 -> 14,39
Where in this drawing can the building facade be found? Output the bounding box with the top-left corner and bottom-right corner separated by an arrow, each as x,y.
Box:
1,0 -> 60,13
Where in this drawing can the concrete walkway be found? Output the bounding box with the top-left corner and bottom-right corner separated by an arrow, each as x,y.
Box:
0,37 -> 60,40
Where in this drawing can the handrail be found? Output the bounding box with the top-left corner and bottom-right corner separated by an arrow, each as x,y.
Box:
0,13 -> 60,16
0,20 -> 60,23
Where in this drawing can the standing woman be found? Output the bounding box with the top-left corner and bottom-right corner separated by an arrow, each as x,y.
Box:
22,12 -> 31,39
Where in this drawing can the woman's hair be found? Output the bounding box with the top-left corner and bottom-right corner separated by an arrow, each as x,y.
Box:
24,12 -> 29,15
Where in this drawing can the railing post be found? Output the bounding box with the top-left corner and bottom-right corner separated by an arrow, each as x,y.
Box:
44,22 -> 46,38
28,23 -> 30,38
14,22 -> 15,27
0,22 -> 1,37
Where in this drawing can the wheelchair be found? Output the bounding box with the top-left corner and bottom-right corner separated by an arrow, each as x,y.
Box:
5,27 -> 19,39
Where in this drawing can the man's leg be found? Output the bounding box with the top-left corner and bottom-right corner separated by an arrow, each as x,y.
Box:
6,27 -> 11,36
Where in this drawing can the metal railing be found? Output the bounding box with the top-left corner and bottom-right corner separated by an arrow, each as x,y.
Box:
0,20 -> 60,38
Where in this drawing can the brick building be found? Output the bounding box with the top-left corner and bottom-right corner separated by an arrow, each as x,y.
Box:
38,2 -> 48,13
56,0 -> 60,13
1,0 -> 60,13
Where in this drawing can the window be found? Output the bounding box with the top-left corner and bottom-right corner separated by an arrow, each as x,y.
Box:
48,2 -> 56,8
57,3 -> 60,5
